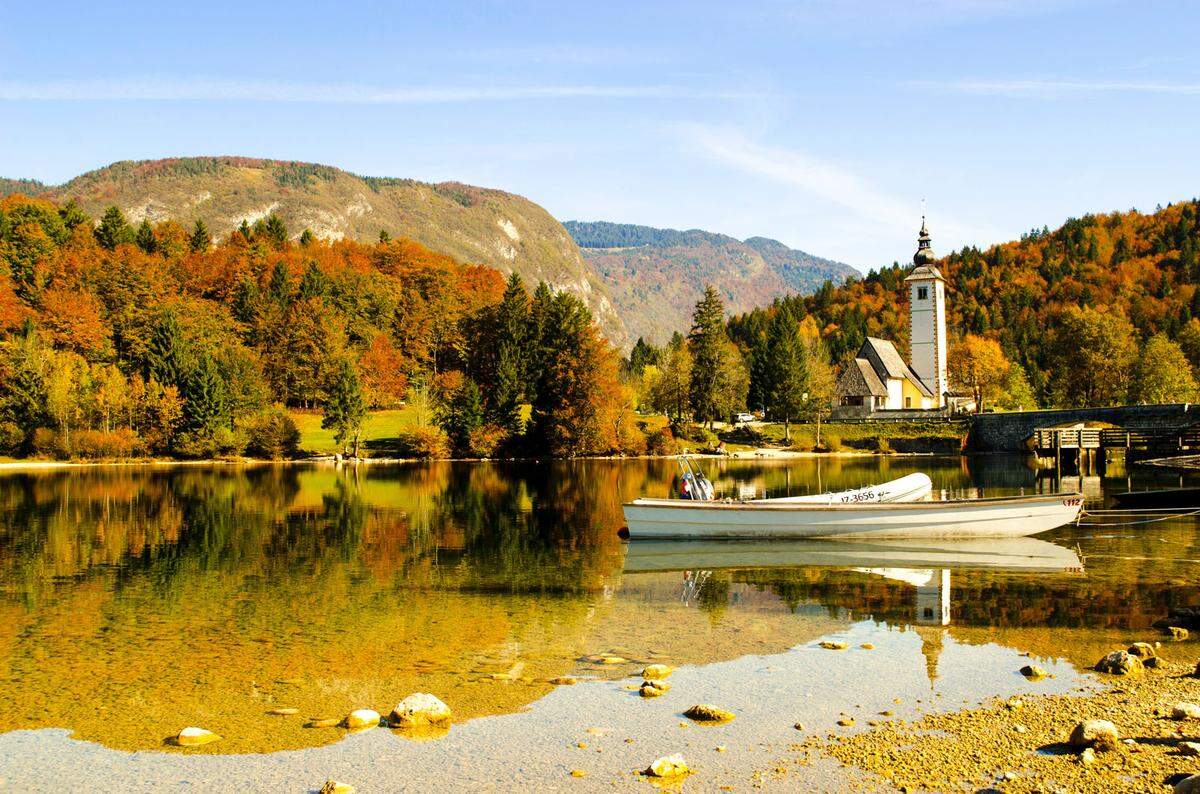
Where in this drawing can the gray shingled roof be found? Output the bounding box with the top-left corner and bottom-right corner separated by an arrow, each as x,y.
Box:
859,338 -> 935,399
836,357 -> 888,398
904,264 -> 945,282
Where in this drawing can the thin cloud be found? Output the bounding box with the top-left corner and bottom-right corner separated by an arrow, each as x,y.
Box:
0,77 -> 761,103
918,78 -> 1200,97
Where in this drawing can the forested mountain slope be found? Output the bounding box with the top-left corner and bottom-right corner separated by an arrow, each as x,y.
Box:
731,200 -> 1200,406
564,220 -> 855,345
0,158 -> 627,345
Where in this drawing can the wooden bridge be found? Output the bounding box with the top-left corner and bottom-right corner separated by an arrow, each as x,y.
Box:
1032,424 -> 1200,470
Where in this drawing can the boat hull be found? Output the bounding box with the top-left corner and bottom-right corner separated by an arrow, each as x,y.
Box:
750,472 -> 932,504
622,536 -> 1084,573
621,494 -> 1083,540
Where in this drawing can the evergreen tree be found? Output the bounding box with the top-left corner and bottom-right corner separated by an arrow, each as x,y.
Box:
262,213 -> 289,247
268,260 -> 292,305
238,219 -> 252,240
182,354 -> 229,434
764,308 -> 808,441
321,358 -> 367,456
297,261 -> 326,300
437,378 -> 485,455
378,229 -> 391,243
232,277 -> 261,324
95,206 -> 133,250
145,311 -> 189,388
189,219 -> 212,252
58,199 -> 89,231
486,273 -> 531,433
687,285 -> 728,427
299,228 -> 315,247
135,220 -> 157,254
628,337 -> 659,377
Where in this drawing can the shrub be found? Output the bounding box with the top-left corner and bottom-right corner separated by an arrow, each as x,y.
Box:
395,426 -> 450,459
71,428 -> 145,459
31,427 -> 60,458
243,409 -> 301,459
175,427 -> 247,459
720,425 -> 764,445
673,423 -> 717,445
873,435 -> 893,454
815,432 -> 841,453
468,423 -> 508,458
0,421 -> 24,454
646,426 -> 677,456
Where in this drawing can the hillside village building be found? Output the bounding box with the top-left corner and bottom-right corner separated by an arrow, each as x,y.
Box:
832,219 -> 953,419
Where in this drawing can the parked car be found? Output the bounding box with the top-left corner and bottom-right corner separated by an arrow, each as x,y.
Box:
733,412 -> 756,425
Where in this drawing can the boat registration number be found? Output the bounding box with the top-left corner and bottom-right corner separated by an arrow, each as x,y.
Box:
1062,498 -> 1082,507
839,491 -> 878,503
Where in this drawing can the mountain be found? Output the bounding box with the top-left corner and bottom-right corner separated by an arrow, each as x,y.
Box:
0,158 -> 627,345
563,220 -> 856,345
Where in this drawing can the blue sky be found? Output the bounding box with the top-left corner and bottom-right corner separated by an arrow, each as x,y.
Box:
2,0 -> 1198,270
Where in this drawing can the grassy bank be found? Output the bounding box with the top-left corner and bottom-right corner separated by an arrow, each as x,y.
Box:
736,420 -> 968,454
290,408 -> 421,455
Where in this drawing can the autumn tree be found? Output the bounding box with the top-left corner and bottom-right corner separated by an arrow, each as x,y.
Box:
1131,334 -> 1198,404
647,334 -> 692,423
948,334 -> 1010,413
1047,306 -> 1138,407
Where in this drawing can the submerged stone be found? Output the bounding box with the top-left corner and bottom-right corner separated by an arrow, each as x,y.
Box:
1128,642 -> 1156,659
1095,650 -> 1144,677
819,641 -> 849,650
1019,665 -> 1047,679
174,727 -> 220,747
549,676 -> 577,685
640,680 -> 669,698
642,664 -> 674,680
344,709 -> 381,730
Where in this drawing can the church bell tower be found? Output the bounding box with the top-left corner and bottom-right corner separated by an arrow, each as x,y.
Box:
904,218 -> 947,407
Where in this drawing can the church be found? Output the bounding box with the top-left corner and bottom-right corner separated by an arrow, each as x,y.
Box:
831,219 -> 951,419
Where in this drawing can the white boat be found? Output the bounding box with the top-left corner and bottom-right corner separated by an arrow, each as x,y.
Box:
751,472 -> 932,504
621,492 -> 1084,540
622,536 -> 1084,573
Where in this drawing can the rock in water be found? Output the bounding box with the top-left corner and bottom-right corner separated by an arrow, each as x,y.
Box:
319,782 -> 355,794
343,709 -> 381,730
1095,650 -> 1144,677
1172,702 -> 1200,721
819,641 -> 849,650
549,676 -> 577,685
1177,774 -> 1200,794
1169,626 -> 1189,640
642,664 -> 674,680
1068,719 -> 1119,751
644,754 -> 690,778
389,693 -> 452,727
640,680 -> 669,698
1127,642 -> 1156,659
1019,665 -> 1047,679
683,705 -> 735,723
175,727 -> 220,747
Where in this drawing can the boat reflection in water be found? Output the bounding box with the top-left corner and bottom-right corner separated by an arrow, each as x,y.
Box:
623,536 -> 1085,626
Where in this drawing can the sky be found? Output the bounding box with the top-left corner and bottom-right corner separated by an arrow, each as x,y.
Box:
2,0 -> 1199,270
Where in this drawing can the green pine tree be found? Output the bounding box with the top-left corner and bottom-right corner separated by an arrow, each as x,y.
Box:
183,354 -> 230,434
268,260 -> 292,305
95,206 -> 133,250
189,219 -> 211,252
135,220 -> 157,254
145,311 -> 189,388
297,261 -> 326,300
322,358 -> 367,456
262,213 -> 288,247
299,228 -> 315,247
438,379 -> 485,455
764,308 -> 809,442
687,285 -> 728,427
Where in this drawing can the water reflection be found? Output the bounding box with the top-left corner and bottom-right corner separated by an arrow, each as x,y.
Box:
0,456 -> 1196,753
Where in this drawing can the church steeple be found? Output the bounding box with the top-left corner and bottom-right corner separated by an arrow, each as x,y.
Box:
913,216 -> 936,266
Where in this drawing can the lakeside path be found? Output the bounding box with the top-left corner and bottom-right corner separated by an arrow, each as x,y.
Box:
0,622 -> 1090,792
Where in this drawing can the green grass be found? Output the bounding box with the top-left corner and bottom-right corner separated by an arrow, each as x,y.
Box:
291,408 -> 424,455
754,420 -> 967,451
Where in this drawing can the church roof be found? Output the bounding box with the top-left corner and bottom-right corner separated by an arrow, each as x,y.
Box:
861,337 -> 935,398
836,357 -> 888,398
904,263 -> 945,282
905,216 -> 944,281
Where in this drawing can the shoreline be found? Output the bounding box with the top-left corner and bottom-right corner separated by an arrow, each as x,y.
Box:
0,448 -> 962,473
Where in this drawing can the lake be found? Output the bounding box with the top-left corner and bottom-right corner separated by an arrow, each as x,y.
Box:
0,455 -> 1197,791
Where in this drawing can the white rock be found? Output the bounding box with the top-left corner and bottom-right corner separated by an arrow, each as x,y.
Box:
344,709 -> 381,730
1172,702 -> 1200,721
1068,719 -> 1119,750
175,727 -> 220,746
645,754 -> 690,778
389,693 -> 452,727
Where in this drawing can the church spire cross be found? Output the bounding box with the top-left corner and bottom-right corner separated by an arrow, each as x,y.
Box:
913,214 -> 935,266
